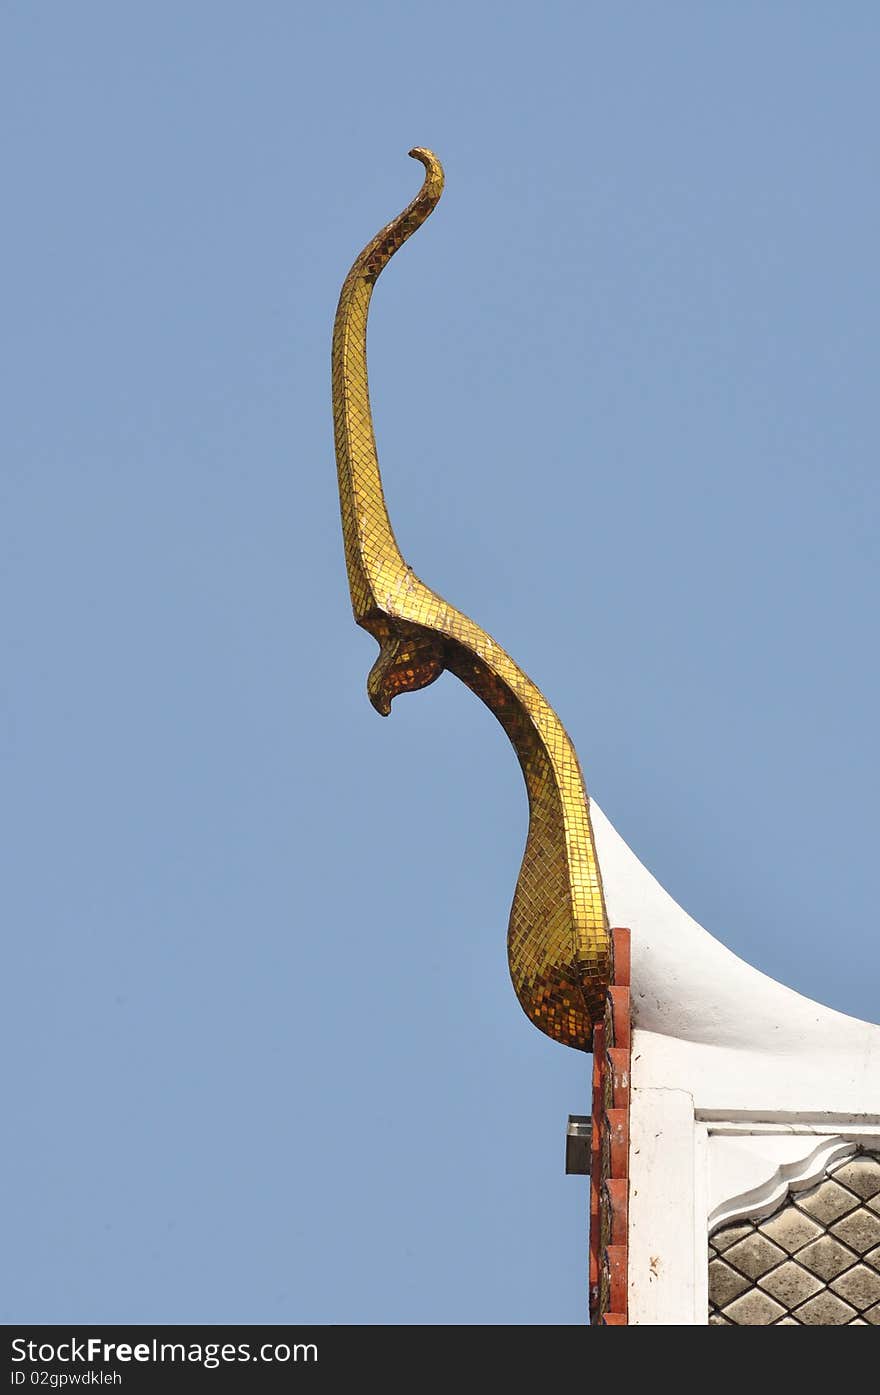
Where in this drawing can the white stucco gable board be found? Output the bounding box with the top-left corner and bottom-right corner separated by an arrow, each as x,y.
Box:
590,799 -> 880,1115
589,800 -> 880,1323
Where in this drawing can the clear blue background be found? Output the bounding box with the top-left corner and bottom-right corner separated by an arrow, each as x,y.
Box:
3,2 -> 878,1324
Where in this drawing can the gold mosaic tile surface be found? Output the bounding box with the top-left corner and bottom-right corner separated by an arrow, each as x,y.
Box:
709,1151 -> 880,1324
331,150 -> 611,1047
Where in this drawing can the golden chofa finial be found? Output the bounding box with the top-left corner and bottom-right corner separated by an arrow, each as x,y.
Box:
331,149 -> 611,1049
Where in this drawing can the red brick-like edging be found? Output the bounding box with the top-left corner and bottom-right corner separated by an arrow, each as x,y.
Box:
589,927 -> 631,1325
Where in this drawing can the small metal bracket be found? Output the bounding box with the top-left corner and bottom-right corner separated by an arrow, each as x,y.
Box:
565,1114 -> 592,1175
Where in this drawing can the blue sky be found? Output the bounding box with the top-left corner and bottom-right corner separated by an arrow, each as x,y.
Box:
2,2 -> 878,1324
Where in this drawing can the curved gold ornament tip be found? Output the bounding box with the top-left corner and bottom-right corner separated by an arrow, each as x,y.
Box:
408,146 -> 444,192
331,150 -> 611,1049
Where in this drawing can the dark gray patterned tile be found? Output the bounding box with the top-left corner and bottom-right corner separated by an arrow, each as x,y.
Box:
758,1261 -> 823,1308
830,1264 -> 880,1312
723,1290 -> 786,1325
794,1291 -> 856,1325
